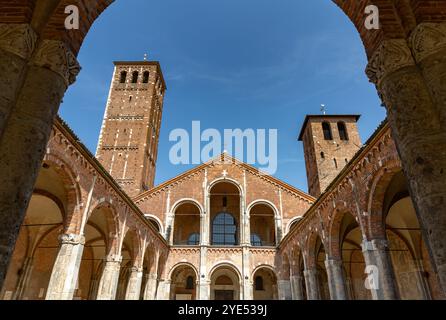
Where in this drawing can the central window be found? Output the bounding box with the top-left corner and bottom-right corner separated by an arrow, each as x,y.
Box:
212,212 -> 237,245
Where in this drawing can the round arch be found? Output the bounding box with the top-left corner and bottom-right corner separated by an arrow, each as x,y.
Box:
168,262 -> 200,280
208,177 -> 244,198
209,262 -> 242,301
246,199 -> 279,216
144,214 -> 164,234
285,216 -> 303,234
170,198 -> 204,215
169,262 -> 199,300
366,158 -> 403,239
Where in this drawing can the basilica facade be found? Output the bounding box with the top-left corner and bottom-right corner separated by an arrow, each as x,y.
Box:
0,59 -> 444,301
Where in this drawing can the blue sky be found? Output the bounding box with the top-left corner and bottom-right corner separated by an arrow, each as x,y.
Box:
59,0 -> 386,193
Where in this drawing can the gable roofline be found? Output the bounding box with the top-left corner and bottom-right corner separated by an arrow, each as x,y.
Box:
298,114 -> 361,141
133,153 -> 315,203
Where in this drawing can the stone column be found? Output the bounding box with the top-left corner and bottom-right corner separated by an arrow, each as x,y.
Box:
366,32 -> 446,294
156,279 -> 171,300
198,246 -> 209,300
241,246 -> 252,300
125,267 -> 143,300
277,280 -> 292,300
46,234 -> 85,300
290,275 -> 304,300
362,239 -> 397,300
0,24 -> 38,138
304,269 -> 320,300
0,39 -> 80,289
198,279 -> 210,300
142,273 -> 158,300
96,255 -> 122,300
325,259 -> 348,300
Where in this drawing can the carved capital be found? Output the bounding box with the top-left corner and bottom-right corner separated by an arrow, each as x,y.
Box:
60,233 -> 85,246
0,24 -> 38,59
410,22 -> 446,63
105,254 -> 122,263
30,40 -> 81,86
366,39 -> 415,85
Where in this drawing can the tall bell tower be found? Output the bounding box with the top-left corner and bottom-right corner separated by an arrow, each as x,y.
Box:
299,114 -> 362,197
96,60 -> 166,197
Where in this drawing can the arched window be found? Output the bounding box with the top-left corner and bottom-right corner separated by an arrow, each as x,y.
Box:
337,122 -> 349,141
143,71 -> 150,83
132,71 -> 139,83
322,122 -> 333,140
251,234 -> 262,246
212,212 -> 237,246
186,276 -> 194,290
320,152 -> 325,159
119,71 -> 127,83
255,276 -> 264,291
187,233 -> 200,245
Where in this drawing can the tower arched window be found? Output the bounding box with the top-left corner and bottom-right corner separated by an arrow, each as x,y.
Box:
212,212 -> 237,246
320,152 -> 325,159
143,71 -> 150,83
187,233 -> 200,246
255,276 -> 264,291
132,71 -> 139,83
322,122 -> 333,140
186,276 -> 194,290
119,71 -> 127,83
337,122 -> 349,141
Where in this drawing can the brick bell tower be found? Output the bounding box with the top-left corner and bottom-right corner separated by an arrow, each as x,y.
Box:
96,59 -> 166,197
298,114 -> 362,198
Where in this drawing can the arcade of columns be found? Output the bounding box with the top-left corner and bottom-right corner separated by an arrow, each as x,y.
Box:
0,0 -> 446,299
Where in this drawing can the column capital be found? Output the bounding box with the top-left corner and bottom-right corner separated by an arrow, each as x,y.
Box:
105,254 -> 122,263
366,39 -> 415,86
409,22 -> 446,64
30,39 -> 81,87
362,239 -> 388,252
0,23 -> 38,59
130,266 -> 143,273
59,233 -> 85,246
325,258 -> 343,269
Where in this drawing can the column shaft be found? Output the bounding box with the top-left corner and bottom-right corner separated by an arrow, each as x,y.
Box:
0,39 -> 80,289
96,255 -> 122,300
362,240 -> 397,300
142,273 -> 158,300
290,275 -> 304,300
304,269 -> 320,300
277,279 -> 292,300
325,259 -> 348,300
125,268 -> 143,300
46,234 -> 85,300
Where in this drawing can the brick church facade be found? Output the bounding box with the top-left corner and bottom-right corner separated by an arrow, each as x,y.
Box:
0,58 -> 444,300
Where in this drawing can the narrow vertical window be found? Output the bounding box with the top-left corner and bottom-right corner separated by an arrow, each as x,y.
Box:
322,122 -> 333,140
120,71 -> 127,83
186,276 -> 194,289
320,152 -> 325,159
334,158 -> 338,169
132,71 -> 139,83
337,122 -> 349,141
143,71 -> 150,83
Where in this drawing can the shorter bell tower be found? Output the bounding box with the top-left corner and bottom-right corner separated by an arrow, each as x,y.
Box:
298,114 -> 362,197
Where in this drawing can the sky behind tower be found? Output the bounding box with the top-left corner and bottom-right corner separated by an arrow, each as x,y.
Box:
59,0 -> 387,192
